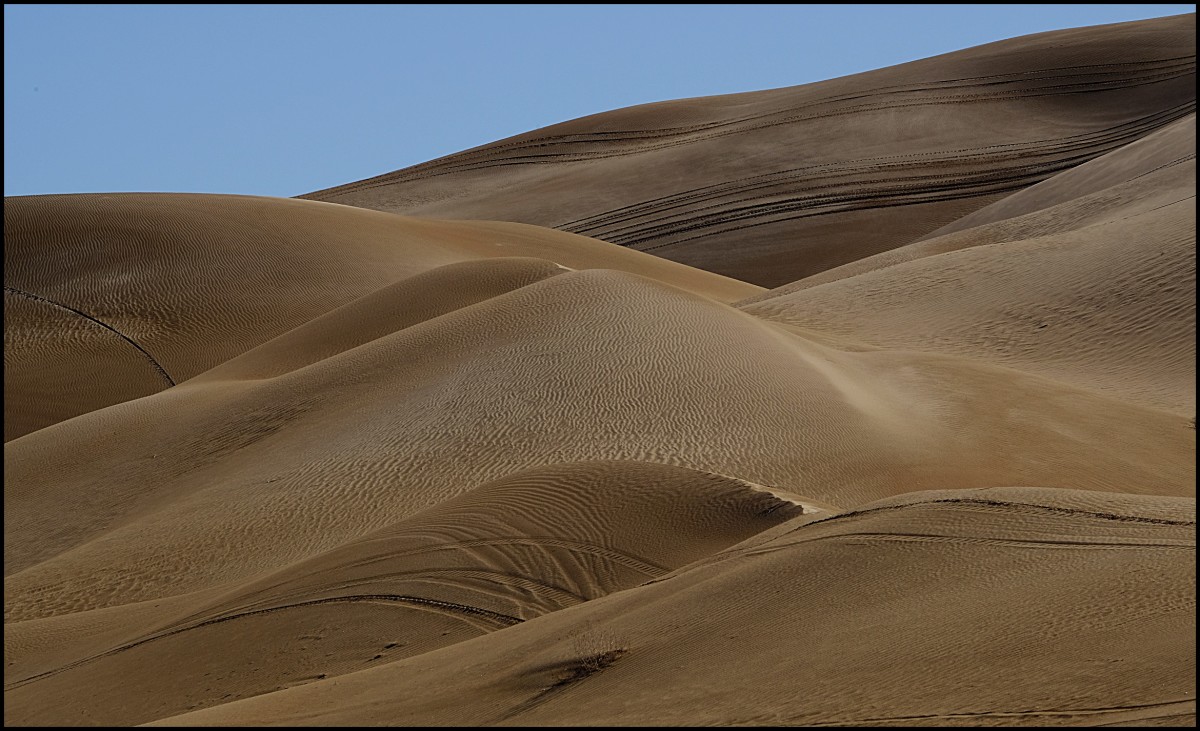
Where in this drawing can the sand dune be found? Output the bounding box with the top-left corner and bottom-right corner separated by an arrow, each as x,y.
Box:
4,13 -> 1195,728
4,194 -> 757,440
7,266 -> 1191,619
149,487 -> 1196,727
301,14 -> 1195,287
740,114 -> 1196,413
4,462 -> 811,725
914,112 -> 1197,239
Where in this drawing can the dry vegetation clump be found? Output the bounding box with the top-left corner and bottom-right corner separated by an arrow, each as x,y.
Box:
566,623 -> 627,680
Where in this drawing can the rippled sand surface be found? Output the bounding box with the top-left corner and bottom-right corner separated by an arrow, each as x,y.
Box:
4,13 -> 1195,727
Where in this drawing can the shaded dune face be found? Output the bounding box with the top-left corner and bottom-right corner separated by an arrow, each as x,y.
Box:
3,13 -> 1196,729
300,14 -> 1195,287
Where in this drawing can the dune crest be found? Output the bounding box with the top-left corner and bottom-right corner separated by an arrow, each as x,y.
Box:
302,14 -> 1195,288
4,13 -> 1195,728
151,486 -> 1196,727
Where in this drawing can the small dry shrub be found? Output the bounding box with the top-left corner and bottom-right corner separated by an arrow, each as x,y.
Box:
566,622 -> 626,679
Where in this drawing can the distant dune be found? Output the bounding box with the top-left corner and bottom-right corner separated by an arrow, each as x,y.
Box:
301,14 -> 1195,288
4,14 -> 1195,727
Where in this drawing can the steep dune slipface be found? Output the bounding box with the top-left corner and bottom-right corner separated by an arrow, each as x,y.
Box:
301,14 -> 1195,287
3,462 -> 810,726
741,117 -> 1196,414
3,194 -> 758,441
149,487 -> 1197,727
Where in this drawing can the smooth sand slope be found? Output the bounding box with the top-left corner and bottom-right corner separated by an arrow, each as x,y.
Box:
301,14 -> 1195,287
4,13 -> 1196,728
4,193 -> 757,441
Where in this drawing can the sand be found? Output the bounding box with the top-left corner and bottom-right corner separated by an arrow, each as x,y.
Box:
4,13 -> 1195,727
300,14 -> 1195,288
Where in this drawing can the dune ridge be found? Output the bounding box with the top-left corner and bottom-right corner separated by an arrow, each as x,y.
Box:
3,194 -> 758,441
4,13 -> 1195,728
301,14 -> 1195,288
149,486 -> 1195,727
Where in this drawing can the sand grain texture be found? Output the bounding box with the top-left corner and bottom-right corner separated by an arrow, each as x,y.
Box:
3,13 -> 1195,728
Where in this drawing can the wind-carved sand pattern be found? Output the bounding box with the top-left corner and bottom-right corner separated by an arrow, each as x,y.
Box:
301,15 -> 1196,288
4,13 -> 1196,727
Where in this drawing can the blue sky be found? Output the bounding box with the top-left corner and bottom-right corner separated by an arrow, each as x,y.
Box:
4,4 -> 1193,198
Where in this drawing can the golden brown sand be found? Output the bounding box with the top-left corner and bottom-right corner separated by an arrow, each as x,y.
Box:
301,14 -> 1195,288
4,13 -> 1195,727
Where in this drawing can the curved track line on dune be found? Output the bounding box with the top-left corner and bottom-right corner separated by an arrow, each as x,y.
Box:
592,156 -> 1101,244
742,532 -> 1195,557
323,536 -> 669,577
794,497 -> 1197,530
325,80 -> 1194,192
633,183 -> 1035,253
572,106 -> 1196,249
1135,193 -> 1197,216
218,568 -> 592,624
328,57 -> 1197,163
628,152 -> 1196,252
649,498 -> 1196,583
554,103 -> 1194,234
3,594 -> 522,691
161,536 -> 670,632
582,157 -> 1090,236
739,191 -> 1196,316
306,57 -> 1195,196
310,568 -> 591,604
307,56 -> 1196,199
3,285 -> 176,387
802,699 -> 1197,726
755,499 -> 1197,549
314,102 -> 1191,257
1126,152 -> 1198,183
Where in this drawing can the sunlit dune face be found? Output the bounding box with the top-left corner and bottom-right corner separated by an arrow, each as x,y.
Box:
4,12 -> 1195,728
